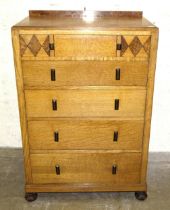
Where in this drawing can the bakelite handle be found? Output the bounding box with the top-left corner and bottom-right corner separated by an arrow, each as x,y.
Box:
114,99 -> 119,110
112,165 -> 117,174
115,68 -> 120,80
113,131 -> 118,142
52,99 -> 57,111
55,165 -> 60,175
54,132 -> 59,142
51,69 -> 56,81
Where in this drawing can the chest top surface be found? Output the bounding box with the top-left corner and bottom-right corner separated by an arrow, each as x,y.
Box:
12,10 -> 156,30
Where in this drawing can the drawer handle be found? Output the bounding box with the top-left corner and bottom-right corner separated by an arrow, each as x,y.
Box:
55,165 -> 60,175
112,165 -> 117,175
115,68 -> 120,80
114,99 -> 119,110
49,43 -> 55,50
51,69 -> 56,81
52,99 -> 57,111
54,132 -> 59,142
113,131 -> 118,142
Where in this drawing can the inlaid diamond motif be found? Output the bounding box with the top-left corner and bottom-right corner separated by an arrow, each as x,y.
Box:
42,36 -> 50,56
28,35 -> 41,56
143,37 -> 151,55
129,36 -> 143,56
121,36 -> 128,56
19,36 -> 27,56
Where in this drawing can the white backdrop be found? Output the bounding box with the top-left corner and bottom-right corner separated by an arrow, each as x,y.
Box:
0,0 -> 169,151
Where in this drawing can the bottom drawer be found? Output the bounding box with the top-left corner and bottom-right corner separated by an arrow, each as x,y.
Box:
31,152 -> 141,184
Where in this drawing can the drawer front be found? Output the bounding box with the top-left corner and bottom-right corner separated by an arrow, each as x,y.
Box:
31,152 -> 141,184
22,60 -> 148,87
54,35 -> 116,57
25,89 -> 146,118
28,120 -> 144,150
19,34 -> 150,59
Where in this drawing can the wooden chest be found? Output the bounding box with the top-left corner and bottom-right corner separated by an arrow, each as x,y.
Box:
12,10 -> 158,201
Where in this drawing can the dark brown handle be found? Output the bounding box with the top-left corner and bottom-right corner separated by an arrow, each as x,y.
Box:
49,43 -> 54,50
52,99 -> 57,111
112,165 -> 117,174
117,43 -> 122,50
51,69 -> 56,81
115,68 -> 120,80
113,131 -> 118,142
114,99 -> 119,110
54,132 -> 59,142
55,165 -> 60,175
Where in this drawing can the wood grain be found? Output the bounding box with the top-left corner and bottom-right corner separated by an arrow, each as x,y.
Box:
140,29 -> 159,183
25,89 -> 146,118
11,29 -> 32,183
22,60 -> 149,87
30,152 -> 141,184
28,119 -> 144,150
29,10 -> 143,18
11,10 -> 158,194
54,35 -> 116,58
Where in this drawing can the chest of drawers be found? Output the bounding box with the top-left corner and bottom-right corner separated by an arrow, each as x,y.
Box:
12,10 -> 158,201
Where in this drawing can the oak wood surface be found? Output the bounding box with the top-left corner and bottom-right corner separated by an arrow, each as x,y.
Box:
13,10 -> 155,29
22,60 -> 149,87
54,35 -> 116,57
28,119 -> 144,150
30,152 -> 141,184
140,29 -> 159,183
26,183 -> 146,192
11,29 -> 33,184
11,10 -> 158,194
29,10 -> 143,18
25,89 -> 146,118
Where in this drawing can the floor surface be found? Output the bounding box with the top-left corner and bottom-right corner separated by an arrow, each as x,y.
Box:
0,149 -> 170,210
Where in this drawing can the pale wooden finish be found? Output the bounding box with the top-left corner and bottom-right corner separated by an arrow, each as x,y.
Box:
28,119 -> 144,150
26,183 -> 146,192
22,60 -> 148,87
13,10 -> 154,29
11,29 -> 32,183
140,29 -> 159,183
54,35 -> 116,58
25,89 -> 146,118
31,152 -> 141,184
11,10 -> 158,195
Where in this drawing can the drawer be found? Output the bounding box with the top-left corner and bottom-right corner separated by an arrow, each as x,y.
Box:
22,60 -> 148,87
28,119 -> 144,150
54,35 -> 116,57
25,89 -> 146,118
19,34 -> 150,59
31,152 -> 141,184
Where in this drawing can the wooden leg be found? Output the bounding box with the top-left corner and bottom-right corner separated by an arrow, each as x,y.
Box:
25,193 -> 38,202
135,191 -> 147,201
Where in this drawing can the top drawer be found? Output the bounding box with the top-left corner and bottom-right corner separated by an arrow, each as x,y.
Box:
19,34 -> 151,59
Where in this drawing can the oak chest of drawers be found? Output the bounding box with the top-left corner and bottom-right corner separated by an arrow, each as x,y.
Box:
12,10 -> 158,201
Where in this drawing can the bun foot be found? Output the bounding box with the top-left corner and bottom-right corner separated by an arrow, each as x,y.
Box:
135,191 -> 147,201
25,193 -> 38,202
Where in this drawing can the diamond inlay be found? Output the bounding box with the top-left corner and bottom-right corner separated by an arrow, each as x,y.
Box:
28,35 -> 42,56
119,35 -> 151,57
42,36 -> 50,56
143,37 -> 151,55
121,36 -> 128,56
129,36 -> 143,56
19,36 -> 27,56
